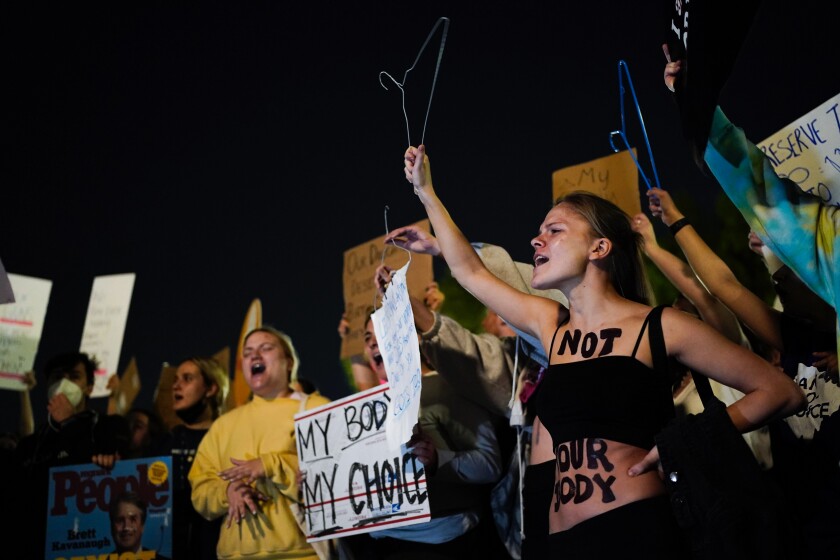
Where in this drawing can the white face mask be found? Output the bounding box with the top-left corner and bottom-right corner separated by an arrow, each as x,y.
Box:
47,378 -> 84,408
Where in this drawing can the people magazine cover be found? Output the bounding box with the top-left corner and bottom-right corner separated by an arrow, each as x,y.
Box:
46,456 -> 173,560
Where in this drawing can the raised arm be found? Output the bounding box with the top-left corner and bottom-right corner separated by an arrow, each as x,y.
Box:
632,212 -> 743,344
19,371 -> 36,437
398,145 -> 565,341
646,187 -> 784,351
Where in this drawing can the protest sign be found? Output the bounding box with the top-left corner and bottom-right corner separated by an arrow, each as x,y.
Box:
552,149 -> 641,217
80,273 -> 136,398
154,363 -> 181,430
371,262 -> 423,449
229,298 -> 261,410
0,273 -> 52,391
46,456 -> 173,560
341,220 -> 433,359
758,94 -> 840,206
110,357 -> 141,415
295,384 -> 430,541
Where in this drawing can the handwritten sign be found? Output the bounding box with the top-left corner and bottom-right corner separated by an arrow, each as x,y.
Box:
0,273 -> 52,391
552,149 -> 641,217
758,95 -> 840,206
295,384 -> 430,541
79,273 -> 136,398
46,456 -> 173,560
786,363 -> 840,440
341,220 -> 433,359
371,262 -> 423,448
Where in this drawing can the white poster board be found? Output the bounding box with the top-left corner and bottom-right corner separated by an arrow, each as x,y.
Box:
758,94 -> 840,205
0,274 -> 52,390
370,262 -> 423,449
79,273 -> 136,398
295,384 -> 430,541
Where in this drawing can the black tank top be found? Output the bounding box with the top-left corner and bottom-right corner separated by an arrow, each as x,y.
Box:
536,306 -> 675,450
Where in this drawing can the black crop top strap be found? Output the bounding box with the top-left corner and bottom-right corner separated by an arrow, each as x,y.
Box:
630,311 -> 653,358
548,317 -> 568,359
647,305 -> 669,372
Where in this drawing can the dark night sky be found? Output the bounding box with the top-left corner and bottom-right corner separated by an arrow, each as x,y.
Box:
2,1 -> 835,431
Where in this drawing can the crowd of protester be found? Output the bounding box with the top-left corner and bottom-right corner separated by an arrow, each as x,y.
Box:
1,32 -> 838,560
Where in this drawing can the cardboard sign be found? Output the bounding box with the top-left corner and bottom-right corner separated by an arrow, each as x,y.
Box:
46,456 -> 173,560
552,149 -> 641,217
212,346 -> 231,378
341,220 -> 433,359
154,363 -> 181,430
119,356 -> 141,411
112,357 -> 141,415
80,273 -> 136,398
229,299 -> 261,410
295,384 -> 430,541
0,273 -> 52,391
758,94 -> 840,206
371,262 -> 423,449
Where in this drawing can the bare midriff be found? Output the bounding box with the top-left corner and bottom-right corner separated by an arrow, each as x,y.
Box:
548,437 -> 665,533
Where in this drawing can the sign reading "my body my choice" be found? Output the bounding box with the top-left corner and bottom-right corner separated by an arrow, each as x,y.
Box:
294,384 -> 430,542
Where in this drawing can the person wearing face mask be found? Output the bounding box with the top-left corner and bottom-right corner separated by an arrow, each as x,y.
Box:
7,351 -> 131,558
189,327 -> 329,560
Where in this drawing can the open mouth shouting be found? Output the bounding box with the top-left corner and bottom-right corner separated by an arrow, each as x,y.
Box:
251,363 -> 266,375
371,351 -> 384,368
534,253 -> 549,267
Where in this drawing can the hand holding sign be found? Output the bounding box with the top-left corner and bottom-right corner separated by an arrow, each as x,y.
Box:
406,424 -> 438,476
374,264 -> 393,297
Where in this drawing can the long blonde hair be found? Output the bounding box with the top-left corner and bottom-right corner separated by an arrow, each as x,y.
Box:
183,356 -> 230,417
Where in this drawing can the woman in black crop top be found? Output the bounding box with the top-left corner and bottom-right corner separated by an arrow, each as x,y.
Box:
392,145 -> 806,557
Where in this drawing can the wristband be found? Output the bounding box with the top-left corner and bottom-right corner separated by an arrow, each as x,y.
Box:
669,217 -> 690,235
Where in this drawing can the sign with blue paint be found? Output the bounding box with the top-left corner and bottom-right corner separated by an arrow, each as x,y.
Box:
758,94 -> 840,207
